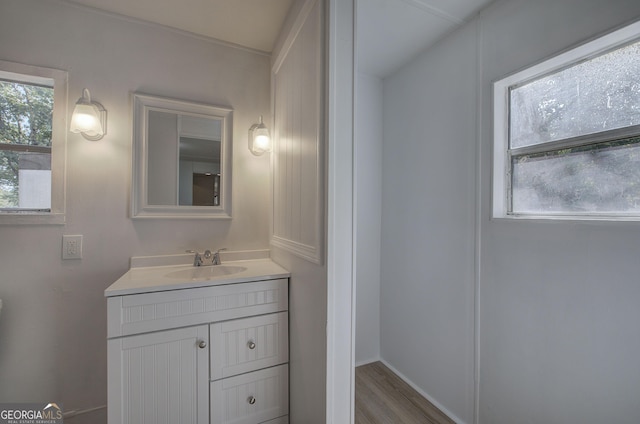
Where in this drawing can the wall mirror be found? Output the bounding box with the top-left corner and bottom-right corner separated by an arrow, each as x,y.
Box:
131,93 -> 233,219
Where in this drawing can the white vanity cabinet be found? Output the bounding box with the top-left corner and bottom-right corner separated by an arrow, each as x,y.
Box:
106,264 -> 289,424
108,325 -> 210,424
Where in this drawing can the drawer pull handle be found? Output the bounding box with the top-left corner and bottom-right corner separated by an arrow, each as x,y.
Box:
248,340 -> 256,350
248,396 -> 256,405
198,340 -> 207,349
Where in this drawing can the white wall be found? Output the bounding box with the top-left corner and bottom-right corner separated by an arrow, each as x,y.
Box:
354,72 -> 382,365
478,1 -> 640,423
147,111 -> 178,205
0,1 -> 271,421
377,1 -> 640,424
380,21 -> 478,424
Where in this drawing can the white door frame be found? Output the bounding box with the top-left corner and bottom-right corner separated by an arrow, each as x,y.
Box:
326,0 -> 356,422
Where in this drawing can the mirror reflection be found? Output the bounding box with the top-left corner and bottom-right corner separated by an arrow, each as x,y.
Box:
132,93 -> 233,219
147,112 -> 222,206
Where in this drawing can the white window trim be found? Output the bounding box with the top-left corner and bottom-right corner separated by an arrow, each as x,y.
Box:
492,20 -> 640,221
0,60 -> 67,225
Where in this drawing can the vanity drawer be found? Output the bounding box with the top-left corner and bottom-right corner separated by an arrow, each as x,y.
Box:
211,312 -> 288,380
107,279 -> 288,338
211,364 -> 288,424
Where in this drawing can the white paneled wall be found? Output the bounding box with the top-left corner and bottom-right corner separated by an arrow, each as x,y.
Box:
271,0 -> 324,265
269,0 -> 328,422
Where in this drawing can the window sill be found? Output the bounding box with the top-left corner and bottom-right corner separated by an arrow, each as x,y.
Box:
0,212 -> 65,225
491,213 -> 640,223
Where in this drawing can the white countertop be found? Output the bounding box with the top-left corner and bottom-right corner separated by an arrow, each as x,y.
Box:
105,258 -> 290,297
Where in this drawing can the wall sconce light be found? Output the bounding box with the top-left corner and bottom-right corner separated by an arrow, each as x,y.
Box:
248,115 -> 271,156
70,88 -> 107,141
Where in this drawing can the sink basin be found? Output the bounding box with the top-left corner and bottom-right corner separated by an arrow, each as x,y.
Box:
165,265 -> 247,281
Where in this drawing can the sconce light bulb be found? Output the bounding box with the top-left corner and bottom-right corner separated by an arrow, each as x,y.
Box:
249,115 -> 271,155
72,111 -> 98,132
254,134 -> 270,150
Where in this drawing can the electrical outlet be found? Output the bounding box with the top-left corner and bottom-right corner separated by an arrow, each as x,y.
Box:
62,235 -> 83,260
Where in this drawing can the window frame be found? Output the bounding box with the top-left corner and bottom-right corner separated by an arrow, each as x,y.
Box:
492,20 -> 640,221
0,60 -> 67,225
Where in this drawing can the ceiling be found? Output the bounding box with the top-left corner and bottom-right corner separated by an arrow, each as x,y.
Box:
358,0 -> 495,77
63,0 -> 294,53
64,0 -> 493,77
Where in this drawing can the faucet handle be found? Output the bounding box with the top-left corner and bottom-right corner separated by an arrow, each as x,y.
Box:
186,250 -> 203,266
213,248 -> 227,265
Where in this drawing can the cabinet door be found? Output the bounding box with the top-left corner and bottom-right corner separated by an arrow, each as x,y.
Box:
108,325 -> 209,424
210,312 -> 288,380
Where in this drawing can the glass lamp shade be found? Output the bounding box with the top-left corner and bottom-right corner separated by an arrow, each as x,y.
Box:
249,116 -> 271,156
70,88 -> 106,140
70,103 -> 103,136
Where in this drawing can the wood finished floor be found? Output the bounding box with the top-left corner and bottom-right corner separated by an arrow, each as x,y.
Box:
355,362 -> 455,424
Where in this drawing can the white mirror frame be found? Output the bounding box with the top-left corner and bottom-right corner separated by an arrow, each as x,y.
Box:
131,93 -> 233,219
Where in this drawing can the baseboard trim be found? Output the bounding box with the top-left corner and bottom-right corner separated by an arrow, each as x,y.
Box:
378,358 -> 468,424
355,357 -> 381,368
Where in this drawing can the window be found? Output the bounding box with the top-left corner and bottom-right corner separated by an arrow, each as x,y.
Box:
493,21 -> 640,220
0,61 -> 67,224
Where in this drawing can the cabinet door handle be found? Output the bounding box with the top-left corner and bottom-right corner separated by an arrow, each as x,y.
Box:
247,396 -> 256,405
247,340 -> 256,350
198,340 -> 207,349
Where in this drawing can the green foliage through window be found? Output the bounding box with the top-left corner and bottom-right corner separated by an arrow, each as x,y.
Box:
0,80 -> 54,209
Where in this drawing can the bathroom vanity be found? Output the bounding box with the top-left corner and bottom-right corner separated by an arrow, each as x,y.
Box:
105,258 -> 290,424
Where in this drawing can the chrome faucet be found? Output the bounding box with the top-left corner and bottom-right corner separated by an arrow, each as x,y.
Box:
212,248 -> 226,265
186,248 -> 226,266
